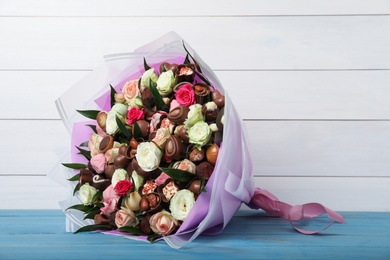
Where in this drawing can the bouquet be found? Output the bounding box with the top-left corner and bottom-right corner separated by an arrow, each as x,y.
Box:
53,32 -> 345,248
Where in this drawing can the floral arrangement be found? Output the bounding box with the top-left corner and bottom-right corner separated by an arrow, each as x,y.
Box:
62,45 -> 226,241
56,32 -> 345,249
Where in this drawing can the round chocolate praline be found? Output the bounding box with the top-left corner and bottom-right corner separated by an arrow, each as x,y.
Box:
196,162 -> 214,180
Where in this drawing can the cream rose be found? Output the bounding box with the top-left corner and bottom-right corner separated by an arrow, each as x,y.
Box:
88,134 -> 103,157
187,121 -> 212,147
152,128 -> 171,150
149,210 -> 179,236
135,142 -> 163,172
156,70 -> 176,96
184,104 -> 204,129
79,183 -> 98,206
115,207 -> 138,228
111,168 -> 128,188
173,159 -> 196,174
111,103 -> 128,117
169,189 -> 195,221
141,68 -> 158,88
106,111 -> 125,135
122,80 -> 140,102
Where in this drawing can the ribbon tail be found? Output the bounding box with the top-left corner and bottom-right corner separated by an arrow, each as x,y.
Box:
247,188 -> 346,234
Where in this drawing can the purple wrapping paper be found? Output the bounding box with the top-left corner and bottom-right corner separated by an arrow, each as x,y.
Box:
53,32 -> 255,248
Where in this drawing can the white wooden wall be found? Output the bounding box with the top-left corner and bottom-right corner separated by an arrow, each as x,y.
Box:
1,0 -> 389,211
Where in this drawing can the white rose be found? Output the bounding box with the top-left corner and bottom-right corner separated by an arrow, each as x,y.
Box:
169,189 -> 195,221
156,70 -> 176,96
184,104 -> 204,129
79,183 -> 98,206
188,121 -> 212,147
106,111 -> 125,135
141,68 -> 158,88
135,142 -> 163,172
111,168 -> 129,188
128,97 -> 143,108
111,103 -> 128,117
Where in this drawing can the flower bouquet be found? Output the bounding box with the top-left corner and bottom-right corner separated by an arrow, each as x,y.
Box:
53,32 -> 345,248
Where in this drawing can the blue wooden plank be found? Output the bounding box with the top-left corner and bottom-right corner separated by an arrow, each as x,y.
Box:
0,210 -> 389,260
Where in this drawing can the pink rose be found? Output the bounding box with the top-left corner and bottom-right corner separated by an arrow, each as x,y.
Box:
175,84 -> 195,107
127,107 -> 144,125
115,208 -> 137,228
149,210 -> 179,236
114,179 -> 133,196
100,185 -> 119,217
122,80 -> 139,102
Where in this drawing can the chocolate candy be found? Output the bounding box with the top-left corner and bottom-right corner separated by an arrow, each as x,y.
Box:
189,179 -> 202,198
211,90 -> 225,108
104,164 -> 116,180
160,62 -> 178,74
176,125 -> 189,143
165,135 -> 184,160
141,87 -> 155,108
193,83 -> 211,105
79,169 -> 93,185
168,106 -> 190,125
114,154 -> 129,168
202,102 -> 219,122
94,214 -> 110,225
196,161 -> 214,180
139,197 -> 150,211
92,175 -> 111,191
140,215 -> 153,235
175,64 -> 195,83
206,144 -> 219,165
99,135 -> 114,153
132,120 -> 149,138
131,159 -> 151,178
189,147 -> 205,162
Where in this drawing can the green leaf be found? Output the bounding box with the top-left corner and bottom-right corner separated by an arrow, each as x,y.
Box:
159,167 -> 196,183
86,124 -> 97,134
67,173 -> 80,182
143,57 -> 151,71
76,110 -> 100,120
118,226 -> 144,235
133,120 -> 142,139
147,233 -> 161,243
79,141 -> 89,147
182,41 -> 202,73
110,84 -> 117,107
74,224 -> 113,234
116,115 -> 132,138
184,54 -> 191,65
118,136 -> 130,145
62,163 -> 87,170
200,177 -> 207,193
66,203 -> 93,213
83,207 -> 101,220
76,146 -> 91,160
149,80 -> 169,112
73,183 -> 81,196
194,70 -> 211,87
92,190 -> 103,203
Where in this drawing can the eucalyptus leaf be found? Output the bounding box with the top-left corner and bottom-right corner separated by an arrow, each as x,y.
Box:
118,136 -> 130,145
116,115 -> 131,138
76,110 -> 100,120
76,146 -> 91,160
184,54 -> 191,65
67,173 -> 80,182
133,120 -> 142,139
159,167 -> 195,183
62,163 -> 87,170
118,226 -> 144,235
73,183 -> 81,196
86,124 -> 97,134
147,233 -> 161,243
110,84 -> 117,107
66,203 -> 93,213
143,57 -> 151,71
182,41 -> 203,73
149,80 -> 169,112
74,224 -> 113,234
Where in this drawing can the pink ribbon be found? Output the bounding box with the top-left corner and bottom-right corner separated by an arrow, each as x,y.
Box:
247,188 -> 346,234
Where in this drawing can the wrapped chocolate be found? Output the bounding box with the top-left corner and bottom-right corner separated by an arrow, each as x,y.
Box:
52,32 -> 345,249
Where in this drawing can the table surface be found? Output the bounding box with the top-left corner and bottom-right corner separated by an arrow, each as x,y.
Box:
0,210 -> 389,260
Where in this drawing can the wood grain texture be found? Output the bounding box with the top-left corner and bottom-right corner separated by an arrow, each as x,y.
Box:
1,0 -> 389,16
0,16 -> 389,70
1,70 -> 390,120
0,210 -> 389,259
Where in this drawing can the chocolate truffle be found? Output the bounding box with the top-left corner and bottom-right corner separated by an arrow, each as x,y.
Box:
99,135 -> 114,153
189,147 -> 205,162
79,169 -> 93,185
175,64 -> 195,83
196,161 -> 214,180
211,90 -> 225,108
193,83 -> 211,105
165,135 -> 184,160
168,106 -> 190,125
206,144 -> 219,165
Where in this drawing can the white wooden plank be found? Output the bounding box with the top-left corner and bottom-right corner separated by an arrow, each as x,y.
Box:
1,70 -> 390,120
247,120 -> 390,177
1,120 -> 389,177
1,175 -> 388,211
1,0 -> 389,16
0,16 -> 388,70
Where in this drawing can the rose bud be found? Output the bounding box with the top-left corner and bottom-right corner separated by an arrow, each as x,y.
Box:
114,93 -> 125,103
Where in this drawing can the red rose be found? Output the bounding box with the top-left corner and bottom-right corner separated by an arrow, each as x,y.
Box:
127,107 -> 144,125
175,84 -> 195,107
114,179 -> 133,196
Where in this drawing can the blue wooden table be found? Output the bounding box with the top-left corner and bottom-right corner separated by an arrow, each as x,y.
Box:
1,210 -> 389,259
